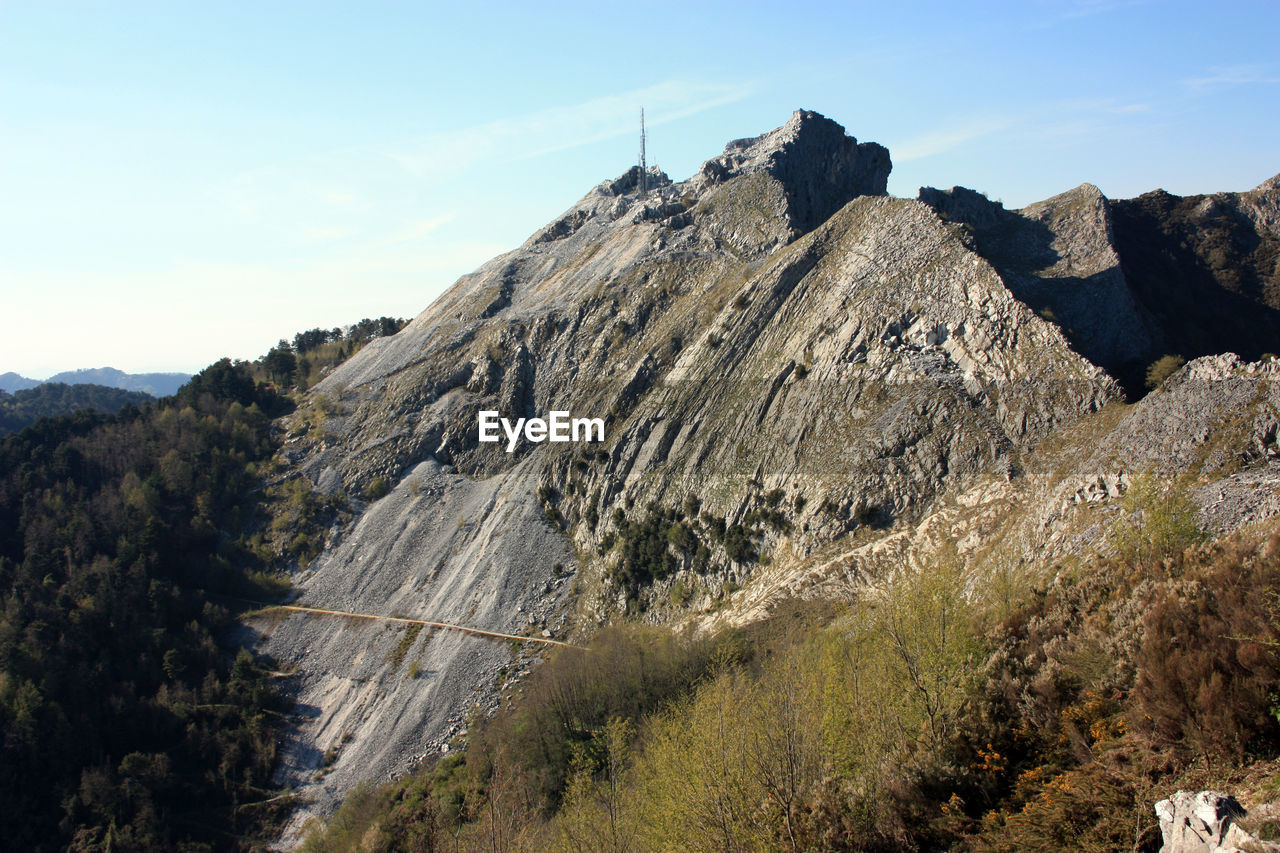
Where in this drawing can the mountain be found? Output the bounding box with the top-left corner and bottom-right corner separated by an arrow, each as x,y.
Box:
0,382 -> 154,434
0,372 -> 41,393
0,367 -> 192,397
919,174 -> 1280,395
43,367 -> 191,397
246,109 -> 1280,843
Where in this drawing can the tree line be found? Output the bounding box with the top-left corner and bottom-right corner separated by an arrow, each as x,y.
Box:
257,316 -> 407,389
0,383 -> 155,435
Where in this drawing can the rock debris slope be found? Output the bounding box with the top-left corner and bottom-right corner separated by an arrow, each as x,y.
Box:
257,109 -> 1280,844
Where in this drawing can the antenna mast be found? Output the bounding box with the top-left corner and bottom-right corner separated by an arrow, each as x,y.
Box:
639,108 -> 648,198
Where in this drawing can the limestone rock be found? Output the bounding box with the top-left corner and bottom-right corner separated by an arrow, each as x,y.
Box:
689,108 -> 891,234
1154,790 -> 1264,853
919,182 -> 1158,379
1109,178 -> 1280,382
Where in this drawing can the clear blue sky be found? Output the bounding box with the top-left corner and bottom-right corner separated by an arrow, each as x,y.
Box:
2,1 -> 1277,376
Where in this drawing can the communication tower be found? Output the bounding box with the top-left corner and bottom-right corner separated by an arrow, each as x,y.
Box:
639,108 -> 648,198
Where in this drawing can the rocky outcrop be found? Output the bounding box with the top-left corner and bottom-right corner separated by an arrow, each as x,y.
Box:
689,109 -> 891,234
919,183 -> 1158,386
1154,790 -> 1270,853
1107,178 -> 1280,382
920,175 -> 1280,397
1090,353 -> 1280,476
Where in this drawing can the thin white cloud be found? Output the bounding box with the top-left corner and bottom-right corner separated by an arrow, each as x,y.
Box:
892,116 -> 1015,162
1024,116 -> 1110,142
1108,102 -> 1153,114
375,214 -> 455,247
378,79 -> 755,177
1060,0 -> 1149,17
1184,64 -> 1280,92
214,79 -> 751,249
1028,0 -> 1151,29
894,91 -> 1166,164
302,226 -> 359,243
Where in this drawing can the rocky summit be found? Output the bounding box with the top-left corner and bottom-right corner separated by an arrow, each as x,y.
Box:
252,110 -> 1280,843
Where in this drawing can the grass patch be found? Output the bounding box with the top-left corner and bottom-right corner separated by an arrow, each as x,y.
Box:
389,623 -> 424,671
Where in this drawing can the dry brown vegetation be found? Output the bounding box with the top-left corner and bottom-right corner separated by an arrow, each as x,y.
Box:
300,502 -> 1280,853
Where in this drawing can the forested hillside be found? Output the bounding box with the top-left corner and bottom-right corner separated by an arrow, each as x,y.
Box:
251,317 -> 407,391
0,361 -> 294,851
0,382 -> 155,435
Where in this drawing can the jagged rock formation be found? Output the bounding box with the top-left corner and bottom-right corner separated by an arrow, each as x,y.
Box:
918,183 -> 1157,378
919,173 -> 1280,395
257,110 -> 1280,844
1110,177 -> 1280,375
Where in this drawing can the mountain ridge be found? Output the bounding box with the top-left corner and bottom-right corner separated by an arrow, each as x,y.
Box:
0,367 -> 192,397
252,109 -> 1280,844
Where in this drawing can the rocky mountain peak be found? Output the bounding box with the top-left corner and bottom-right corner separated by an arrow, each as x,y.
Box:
690,108 -> 891,233
916,185 -> 1008,229
600,164 -> 673,198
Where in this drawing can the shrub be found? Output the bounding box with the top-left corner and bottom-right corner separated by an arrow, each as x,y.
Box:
723,524 -> 757,563
1113,472 -> 1203,569
363,476 -> 390,501
1144,354 -> 1185,390
1131,535 -> 1280,768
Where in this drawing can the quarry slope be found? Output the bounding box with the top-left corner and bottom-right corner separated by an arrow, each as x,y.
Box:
257,110 -> 1280,844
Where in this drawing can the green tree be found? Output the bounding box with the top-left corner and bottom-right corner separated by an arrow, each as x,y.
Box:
263,340 -> 298,386
1114,471 -> 1204,569
557,718 -> 637,853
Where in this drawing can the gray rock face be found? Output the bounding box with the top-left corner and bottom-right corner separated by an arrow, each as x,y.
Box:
255,456 -> 575,845
919,183 -> 1159,377
1155,790 -> 1253,853
266,114 -> 1117,839
921,175 -> 1280,398
1095,353 -> 1280,475
1107,178 -> 1280,382
690,109 -> 891,234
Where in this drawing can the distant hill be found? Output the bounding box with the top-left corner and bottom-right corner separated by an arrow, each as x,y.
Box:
0,367 -> 191,397
0,382 -> 154,434
44,367 -> 191,397
0,372 -> 41,393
